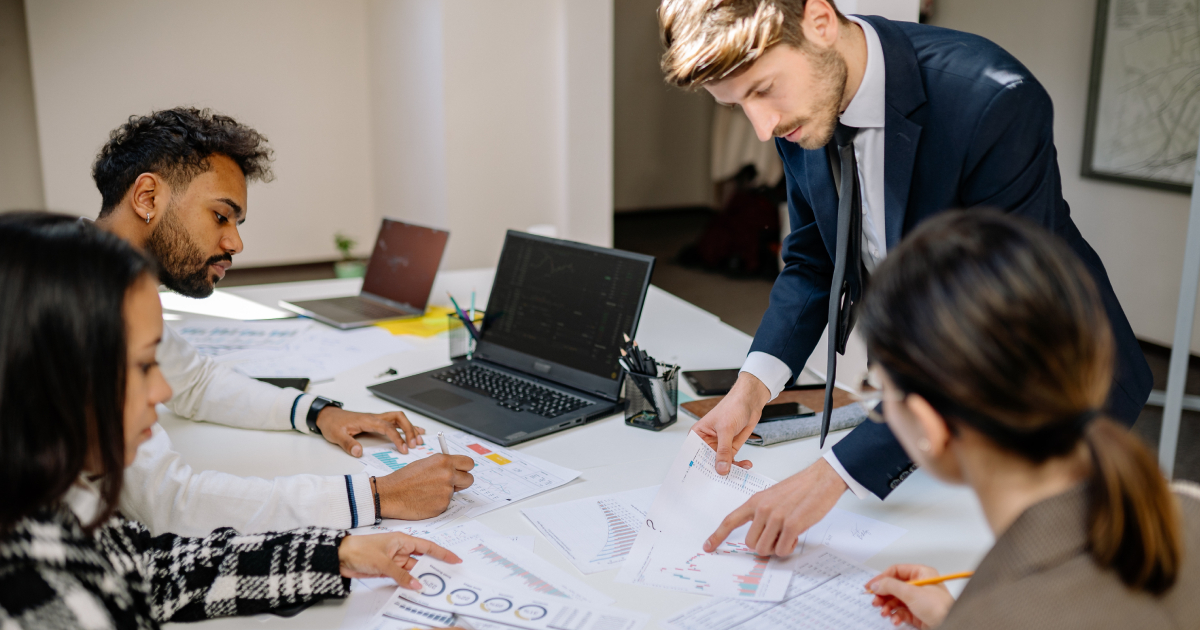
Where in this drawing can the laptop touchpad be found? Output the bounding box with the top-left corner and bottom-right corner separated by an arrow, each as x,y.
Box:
412,389 -> 472,410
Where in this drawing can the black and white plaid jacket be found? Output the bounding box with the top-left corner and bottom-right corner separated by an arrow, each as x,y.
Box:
0,504 -> 350,629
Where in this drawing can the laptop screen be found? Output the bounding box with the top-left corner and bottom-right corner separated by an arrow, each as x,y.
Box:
361,219 -> 449,310
480,233 -> 654,384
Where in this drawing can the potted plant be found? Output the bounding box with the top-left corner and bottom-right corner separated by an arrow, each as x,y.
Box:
333,233 -> 367,278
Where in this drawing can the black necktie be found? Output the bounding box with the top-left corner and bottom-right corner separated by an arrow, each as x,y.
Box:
821,123 -> 864,448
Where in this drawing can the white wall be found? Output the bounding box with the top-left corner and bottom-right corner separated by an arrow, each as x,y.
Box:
613,0 -> 714,211
23,0 -> 378,267
0,0 -> 44,211
367,0 -> 448,232
368,0 -> 613,269
24,0 -> 613,270
930,0 -> 1196,351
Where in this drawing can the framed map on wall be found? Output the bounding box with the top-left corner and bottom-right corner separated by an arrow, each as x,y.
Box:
1082,0 -> 1199,193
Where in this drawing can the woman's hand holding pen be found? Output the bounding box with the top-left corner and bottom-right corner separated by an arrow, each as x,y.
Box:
865,564 -> 955,629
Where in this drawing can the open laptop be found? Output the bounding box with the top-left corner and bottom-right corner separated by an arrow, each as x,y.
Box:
280,219 -> 449,329
369,231 -> 655,446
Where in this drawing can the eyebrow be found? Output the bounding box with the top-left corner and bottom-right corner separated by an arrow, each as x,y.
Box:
217,198 -> 245,222
740,79 -> 767,102
712,79 -> 767,108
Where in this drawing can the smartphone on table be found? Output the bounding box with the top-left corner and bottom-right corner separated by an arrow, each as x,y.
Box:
758,402 -> 815,423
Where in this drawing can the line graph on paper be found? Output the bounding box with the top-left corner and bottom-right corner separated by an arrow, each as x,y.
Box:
658,541 -> 773,598
465,543 -> 569,598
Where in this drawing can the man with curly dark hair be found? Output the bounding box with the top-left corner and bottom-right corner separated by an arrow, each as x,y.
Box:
93,108 -> 273,298
93,108 -> 476,538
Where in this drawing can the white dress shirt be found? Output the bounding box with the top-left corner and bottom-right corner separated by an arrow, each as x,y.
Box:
741,16 -> 887,499
119,324 -> 378,536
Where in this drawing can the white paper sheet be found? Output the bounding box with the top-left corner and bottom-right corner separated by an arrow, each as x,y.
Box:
357,430 -> 580,537
796,507 -> 907,563
616,433 -> 800,601
171,319 -> 412,381
664,549 -> 916,630
373,557 -> 648,630
406,521 -> 613,606
521,486 -> 659,574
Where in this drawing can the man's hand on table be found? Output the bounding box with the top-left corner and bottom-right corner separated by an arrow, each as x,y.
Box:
692,371 -> 772,474
316,406 -> 425,456
375,454 -> 475,520
705,457 -> 849,556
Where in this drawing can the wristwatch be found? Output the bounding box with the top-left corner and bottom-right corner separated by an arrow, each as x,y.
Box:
306,396 -> 343,436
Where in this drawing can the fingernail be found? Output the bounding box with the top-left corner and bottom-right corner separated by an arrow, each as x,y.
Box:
717,462 -> 729,475
703,542 -> 713,552
409,578 -> 421,589
352,445 -> 362,457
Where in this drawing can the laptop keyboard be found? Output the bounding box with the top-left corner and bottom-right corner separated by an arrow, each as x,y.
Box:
432,364 -> 590,418
323,296 -> 409,319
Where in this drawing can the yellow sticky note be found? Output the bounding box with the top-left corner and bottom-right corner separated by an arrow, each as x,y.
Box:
485,453 -> 511,465
374,306 -> 456,338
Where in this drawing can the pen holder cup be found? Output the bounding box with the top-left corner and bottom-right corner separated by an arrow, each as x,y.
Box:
623,363 -> 680,431
447,312 -> 484,361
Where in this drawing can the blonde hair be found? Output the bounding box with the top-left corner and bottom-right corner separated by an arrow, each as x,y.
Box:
658,0 -> 846,88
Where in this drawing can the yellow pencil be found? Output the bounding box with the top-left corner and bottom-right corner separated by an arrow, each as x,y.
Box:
907,571 -> 974,587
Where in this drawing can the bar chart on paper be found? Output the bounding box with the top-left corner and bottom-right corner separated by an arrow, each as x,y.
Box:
360,430 -> 580,537
663,541 -> 773,598
365,444 -> 439,471
466,542 -> 569,597
522,486 -> 659,574
595,498 -> 641,563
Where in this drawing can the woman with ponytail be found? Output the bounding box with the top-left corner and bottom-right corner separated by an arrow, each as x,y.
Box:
856,211 -> 1200,629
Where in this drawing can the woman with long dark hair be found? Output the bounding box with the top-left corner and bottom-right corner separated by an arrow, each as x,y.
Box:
858,211 -> 1200,629
0,214 -> 462,628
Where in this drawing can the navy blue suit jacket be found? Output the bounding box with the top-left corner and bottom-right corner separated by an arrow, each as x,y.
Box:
752,16 -> 1154,498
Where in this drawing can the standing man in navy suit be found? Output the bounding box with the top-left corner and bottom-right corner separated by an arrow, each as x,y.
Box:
658,0 -> 1154,555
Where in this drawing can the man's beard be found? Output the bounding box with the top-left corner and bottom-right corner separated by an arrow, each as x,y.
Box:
773,46 -> 848,150
144,205 -> 231,298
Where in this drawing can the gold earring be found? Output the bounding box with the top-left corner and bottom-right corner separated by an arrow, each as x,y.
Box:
918,438 -> 931,452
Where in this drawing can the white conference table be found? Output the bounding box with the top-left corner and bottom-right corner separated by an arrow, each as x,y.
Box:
161,269 -> 992,630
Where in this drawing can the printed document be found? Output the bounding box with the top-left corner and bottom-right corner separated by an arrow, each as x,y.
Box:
664,549 -> 916,630
357,430 -> 580,536
371,557 -> 648,630
615,432 -> 801,601
521,485 -> 659,574
172,319 -> 412,381
423,521 -> 613,605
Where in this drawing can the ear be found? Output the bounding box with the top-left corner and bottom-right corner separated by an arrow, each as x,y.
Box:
801,0 -> 842,49
904,394 -> 953,457
129,173 -> 168,223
